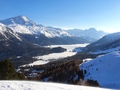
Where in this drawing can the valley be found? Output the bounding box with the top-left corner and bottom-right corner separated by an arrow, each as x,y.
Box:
1,0 -> 120,90
23,43 -> 89,66
0,15 -> 120,90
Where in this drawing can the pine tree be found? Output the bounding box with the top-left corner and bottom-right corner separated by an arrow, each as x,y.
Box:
0,59 -> 19,80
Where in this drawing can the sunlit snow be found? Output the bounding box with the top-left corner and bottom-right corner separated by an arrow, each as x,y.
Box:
0,81 -> 110,90
80,51 -> 120,89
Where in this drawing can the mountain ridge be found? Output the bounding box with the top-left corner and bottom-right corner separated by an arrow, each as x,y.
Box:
0,15 -> 107,39
82,32 -> 120,54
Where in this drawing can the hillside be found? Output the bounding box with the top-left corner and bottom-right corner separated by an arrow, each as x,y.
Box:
82,32 -> 120,54
80,51 -> 120,89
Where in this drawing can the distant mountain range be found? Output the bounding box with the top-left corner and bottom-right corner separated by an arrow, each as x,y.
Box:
66,28 -> 107,40
0,15 -> 107,46
82,32 -> 120,54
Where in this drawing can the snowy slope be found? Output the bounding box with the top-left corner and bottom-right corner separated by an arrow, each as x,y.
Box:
93,32 -> 120,45
80,51 -> 120,89
91,46 -> 120,54
0,23 -> 6,31
0,81 -> 110,90
0,23 -> 22,41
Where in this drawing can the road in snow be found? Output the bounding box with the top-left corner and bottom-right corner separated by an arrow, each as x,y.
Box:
26,44 -> 88,66
0,81 -> 111,90
80,51 -> 120,89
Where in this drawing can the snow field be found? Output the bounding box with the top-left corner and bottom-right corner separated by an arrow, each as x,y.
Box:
0,81 -> 111,90
80,51 -> 120,89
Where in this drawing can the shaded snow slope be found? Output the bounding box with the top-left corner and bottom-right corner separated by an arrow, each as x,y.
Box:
103,32 -> 120,42
80,51 -> 120,89
91,46 -> 120,54
83,32 -> 120,53
0,81 -> 110,90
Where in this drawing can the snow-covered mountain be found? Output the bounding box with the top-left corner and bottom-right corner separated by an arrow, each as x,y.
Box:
82,32 -> 120,54
0,15 -> 71,38
66,28 -> 107,40
0,81 -> 110,90
80,51 -> 120,89
0,23 -> 23,41
0,15 -> 35,26
0,23 -> 69,66
0,23 -> 56,59
0,16 -> 95,45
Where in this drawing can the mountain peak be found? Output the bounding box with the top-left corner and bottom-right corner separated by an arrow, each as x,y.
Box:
0,15 -> 35,26
17,15 -> 30,22
87,28 -> 97,31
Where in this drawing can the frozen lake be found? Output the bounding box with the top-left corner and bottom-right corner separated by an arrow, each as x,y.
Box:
25,44 -> 89,66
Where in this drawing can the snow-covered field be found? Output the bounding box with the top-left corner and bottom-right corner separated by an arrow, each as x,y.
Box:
27,44 -> 88,66
0,81 -> 111,90
80,51 -> 120,89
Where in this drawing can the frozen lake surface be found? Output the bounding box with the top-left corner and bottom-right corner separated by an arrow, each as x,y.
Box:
25,44 -> 89,66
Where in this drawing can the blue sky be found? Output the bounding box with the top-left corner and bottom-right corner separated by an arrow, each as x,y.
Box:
0,0 -> 120,33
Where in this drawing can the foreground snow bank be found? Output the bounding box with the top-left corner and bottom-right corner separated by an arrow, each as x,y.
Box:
80,51 -> 120,89
0,81 -> 110,90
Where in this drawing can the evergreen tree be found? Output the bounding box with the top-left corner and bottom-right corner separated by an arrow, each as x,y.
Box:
0,59 -> 19,80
